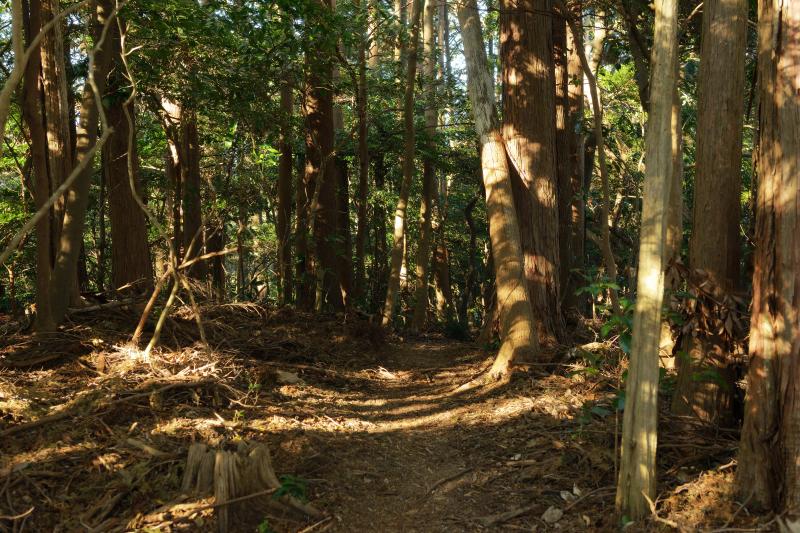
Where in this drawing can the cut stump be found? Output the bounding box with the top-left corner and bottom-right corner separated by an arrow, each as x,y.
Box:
182,441 -> 322,532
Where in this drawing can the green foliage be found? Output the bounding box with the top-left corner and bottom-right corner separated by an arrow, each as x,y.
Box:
274,475 -> 308,502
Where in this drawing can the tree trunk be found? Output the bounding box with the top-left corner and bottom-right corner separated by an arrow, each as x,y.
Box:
304,9 -> 342,311
295,149 -> 311,309
736,0 -> 800,512
48,0 -> 113,325
660,61 -> 683,368
500,0 -> 563,345
382,0 -> 422,326
560,1 -> 620,316
22,0 -> 55,331
553,10 -> 571,308
457,0 -> 539,377
672,0 -> 747,424
615,0 -> 678,518
104,16 -> 152,292
354,0 -> 370,302
564,8 -> 586,313
181,111 -> 206,280
371,151 -> 388,313
277,82 -> 293,305
410,0 -> 438,332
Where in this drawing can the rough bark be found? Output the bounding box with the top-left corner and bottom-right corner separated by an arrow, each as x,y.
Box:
277,82 -> 293,305
564,10 -> 586,313
304,13 -> 342,311
48,0 -> 113,325
457,0 -> 539,376
382,0 -> 422,326
181,111 -> 206,280
737,0 -> 800,512
104,16 -> 151,292
410,0 -> 438,331
553,11 -> 571,307
615,0 -> 678,518
672,0 -> 747,424
22,0 -> 55,331
500,0 -> 563,344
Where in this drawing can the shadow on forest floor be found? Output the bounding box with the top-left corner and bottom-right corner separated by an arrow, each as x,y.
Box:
0,305 -> 761,532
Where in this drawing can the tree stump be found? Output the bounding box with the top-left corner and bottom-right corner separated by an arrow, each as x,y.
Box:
182,441 -> 322,532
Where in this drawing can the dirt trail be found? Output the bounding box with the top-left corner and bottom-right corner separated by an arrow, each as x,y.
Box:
269,339 -> 562,532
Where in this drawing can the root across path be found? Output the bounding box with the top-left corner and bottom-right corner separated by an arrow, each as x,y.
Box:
0,309 -> 756,531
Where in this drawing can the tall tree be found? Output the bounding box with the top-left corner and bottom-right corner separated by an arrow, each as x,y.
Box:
410,0 -> 438,331
277,81 -> 294,305
672,0 -> 747,424
457,0 -> 539,377
737,0 -> 800,512
381,0 -> 422,326
104,15 -> 152,292
353,0 -> 370,302
48,0 -> 114,325
180,111 -> 206,280
615,0 -> 678,518
304,0 -> 342,311
500,0 -> 563,344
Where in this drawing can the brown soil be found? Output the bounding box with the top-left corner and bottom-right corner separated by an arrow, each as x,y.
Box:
0,306 -> 772,532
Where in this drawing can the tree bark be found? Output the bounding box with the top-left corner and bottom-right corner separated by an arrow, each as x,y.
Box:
410,0 -> 438,332
277,82 -> 293,305
615,0 -> 678,518
22,0 -> 55,331
737,0 -> 800,512
104,15 -> 152,292
181,111 -> 206,280
500,0 -> 563,344
382,0 -> 422,326
671,0 -> 747,424
564,8 -> 586,313
48,0 -> 113,325
457,0 -> 539,377
554,10 -> 571,307
304,7 -> 342,311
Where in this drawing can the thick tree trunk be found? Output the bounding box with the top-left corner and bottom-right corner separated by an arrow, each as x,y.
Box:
295,150 -> 311,309
104,17 -> 151,292
457,0 -> 539,377
304,17 -> 342,311
410,0 -> 438,332
615,0 -> 678,518
382,0 -> 422,326
500,0 -> 563,345
48,0 -> 113,325
277,82 -> 293,305
737,0 -> 800,512
672,0 -> 747,424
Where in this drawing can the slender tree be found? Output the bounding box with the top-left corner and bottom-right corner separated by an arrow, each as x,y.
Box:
615,0 -> 678,517
410,0 -> 438,331
277,82 -> 294,305
382,0 -> 422,326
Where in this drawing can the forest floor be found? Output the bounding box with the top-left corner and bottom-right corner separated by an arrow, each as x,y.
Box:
0,304 -> 772,532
